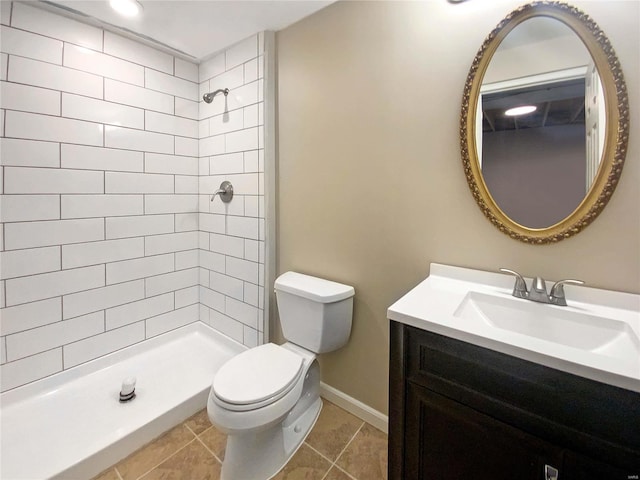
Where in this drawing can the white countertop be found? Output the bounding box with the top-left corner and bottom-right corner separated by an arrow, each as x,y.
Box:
387,263 -> 640,393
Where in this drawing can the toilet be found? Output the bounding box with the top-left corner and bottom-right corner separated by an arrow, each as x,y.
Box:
207,271 -> 355,480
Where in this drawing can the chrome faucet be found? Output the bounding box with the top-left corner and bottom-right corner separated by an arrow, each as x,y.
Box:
210,181 -> 234,203
528,276 -> 551,303
499,268 -> 584,306
549,279 -> 586,306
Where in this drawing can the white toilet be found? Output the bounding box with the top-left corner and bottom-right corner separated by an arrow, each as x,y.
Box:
207,271 -> 355,480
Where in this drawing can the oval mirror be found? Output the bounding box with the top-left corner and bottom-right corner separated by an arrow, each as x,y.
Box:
461,2 -> 629,244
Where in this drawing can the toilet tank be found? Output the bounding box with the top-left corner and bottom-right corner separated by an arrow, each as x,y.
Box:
274,272 -> 355,354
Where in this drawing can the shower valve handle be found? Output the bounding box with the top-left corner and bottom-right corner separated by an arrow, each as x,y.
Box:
211,181 -> 234,203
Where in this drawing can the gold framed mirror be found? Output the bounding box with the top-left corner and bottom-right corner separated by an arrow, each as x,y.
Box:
461,1 -> 629,244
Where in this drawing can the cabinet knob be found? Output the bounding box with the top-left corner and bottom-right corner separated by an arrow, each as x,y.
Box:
544,465 -> 559,480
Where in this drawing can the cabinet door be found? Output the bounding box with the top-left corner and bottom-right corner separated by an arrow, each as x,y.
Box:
405,382 -> 563,480
563,450 -> 637,480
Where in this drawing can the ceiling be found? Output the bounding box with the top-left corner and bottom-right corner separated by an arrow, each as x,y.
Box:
36,0 -> 334,61
482,79 -> 586,133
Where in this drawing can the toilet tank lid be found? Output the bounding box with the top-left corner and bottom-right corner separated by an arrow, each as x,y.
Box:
275,272 -> 355,303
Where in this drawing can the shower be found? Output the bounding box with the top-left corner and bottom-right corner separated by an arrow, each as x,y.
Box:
203,88 -> 229,103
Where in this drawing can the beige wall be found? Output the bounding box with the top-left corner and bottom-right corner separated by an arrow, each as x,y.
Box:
275,0 -> 640,415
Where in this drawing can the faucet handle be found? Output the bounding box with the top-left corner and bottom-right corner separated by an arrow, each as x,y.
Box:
499,268 -> 528,299
210,181 -> 234,203
549,279 -> 585,306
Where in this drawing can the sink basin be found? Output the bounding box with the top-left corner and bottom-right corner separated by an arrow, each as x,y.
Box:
454,292 -> 640,363
388,263 -> 640,392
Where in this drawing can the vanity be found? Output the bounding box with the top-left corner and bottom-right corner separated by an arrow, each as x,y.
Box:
387,264 -> 640,480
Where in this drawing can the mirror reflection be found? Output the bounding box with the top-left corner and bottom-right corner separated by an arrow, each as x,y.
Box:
477,17 -> 604,229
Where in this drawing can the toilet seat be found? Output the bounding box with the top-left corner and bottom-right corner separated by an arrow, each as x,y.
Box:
213,343 -> 304,412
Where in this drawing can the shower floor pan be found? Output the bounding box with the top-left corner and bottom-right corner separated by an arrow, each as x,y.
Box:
0,322 -> 245,480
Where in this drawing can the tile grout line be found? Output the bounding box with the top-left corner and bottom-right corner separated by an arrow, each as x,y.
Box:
305,421 -> 364,480
323,464 -> 359,480
306,441 -> 357,480
329,421 -> 365,479
134,438 -> 199,480
103,410 -> 370,480
131,428 -> 198,480
336,421 -> 365,457
303,441 -> 336,466
189,424 -> 225,464
183,423 -> 198,437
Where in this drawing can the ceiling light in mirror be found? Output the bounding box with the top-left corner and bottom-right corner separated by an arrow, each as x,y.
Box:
504,105 -> 537,116
109,0 -> 143,17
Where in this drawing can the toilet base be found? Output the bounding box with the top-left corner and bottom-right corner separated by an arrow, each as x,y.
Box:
220,397 -> 322,480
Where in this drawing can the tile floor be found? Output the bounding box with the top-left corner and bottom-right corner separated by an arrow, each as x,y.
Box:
93,400 -> 388,480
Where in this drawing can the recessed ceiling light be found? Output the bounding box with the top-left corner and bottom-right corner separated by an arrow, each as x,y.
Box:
505,105 -> 537,116
109,0 -> 143,17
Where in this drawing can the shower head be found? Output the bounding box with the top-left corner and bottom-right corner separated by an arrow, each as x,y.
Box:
203,88 -> 229,103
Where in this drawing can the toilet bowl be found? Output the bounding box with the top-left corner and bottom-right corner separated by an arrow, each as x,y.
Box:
207,272 -> 354,480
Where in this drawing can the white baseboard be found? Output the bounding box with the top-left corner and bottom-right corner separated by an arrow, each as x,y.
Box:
320,382 -> 388,434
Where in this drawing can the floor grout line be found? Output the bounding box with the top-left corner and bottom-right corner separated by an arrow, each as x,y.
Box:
315,421 -> 365,480
304,441 -> 336,465
300,443 -> 336,480
304,442 -> 338,480
132,427 -> 199,480
183,423 -> 198,437
184,417 -> 225,464
102,411 -> 382,480
329,464 -> 359,480
135,439 -> 199,480
193,429 -> 224,464
319,461 -> 358,480
335,421 -> 365,461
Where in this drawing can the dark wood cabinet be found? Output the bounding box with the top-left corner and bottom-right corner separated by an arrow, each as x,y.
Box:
563,450 -> 634,479
389,321 -> 640,480
406,382 -> 563,480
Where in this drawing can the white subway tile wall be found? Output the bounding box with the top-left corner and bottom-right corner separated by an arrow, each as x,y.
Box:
0,4 -> 266,392
198,33 -> 265,348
